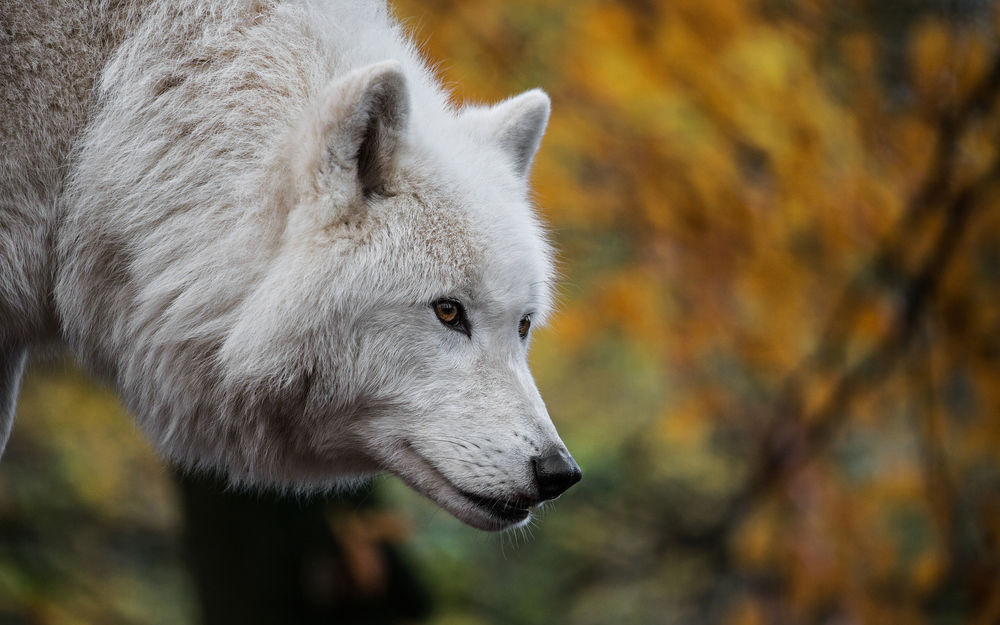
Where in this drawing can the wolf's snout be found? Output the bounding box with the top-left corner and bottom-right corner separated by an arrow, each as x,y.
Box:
532,449 -> 582,501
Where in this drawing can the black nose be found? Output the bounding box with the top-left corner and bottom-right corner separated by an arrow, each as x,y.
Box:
532,449 -> 582,501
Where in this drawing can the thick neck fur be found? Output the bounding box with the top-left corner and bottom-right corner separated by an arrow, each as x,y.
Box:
1,0 -> 141,345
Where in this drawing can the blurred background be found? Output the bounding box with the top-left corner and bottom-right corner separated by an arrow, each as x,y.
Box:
2,0 -> 1000,623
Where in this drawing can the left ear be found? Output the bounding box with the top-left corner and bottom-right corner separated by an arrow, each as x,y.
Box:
318,60 -> 410,198
463,89 -> 550,179
282,60 -> 410,209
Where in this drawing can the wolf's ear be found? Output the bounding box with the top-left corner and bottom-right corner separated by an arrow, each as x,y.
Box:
464,89 -> 550,179
307,60 -> 409,198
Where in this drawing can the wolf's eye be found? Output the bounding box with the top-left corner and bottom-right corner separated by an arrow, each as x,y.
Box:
433,299 -> 470,336
518,315 -> 531,340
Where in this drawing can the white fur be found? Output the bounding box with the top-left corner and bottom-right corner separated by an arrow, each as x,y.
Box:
1,0 -> 574,530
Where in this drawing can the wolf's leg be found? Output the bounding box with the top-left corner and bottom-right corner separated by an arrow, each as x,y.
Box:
0,345 -> 28,458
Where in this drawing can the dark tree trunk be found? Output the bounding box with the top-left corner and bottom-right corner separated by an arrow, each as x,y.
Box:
174,470 -> 431,625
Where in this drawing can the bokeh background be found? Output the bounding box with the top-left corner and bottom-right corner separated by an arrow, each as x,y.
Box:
3,0 -> 1000,623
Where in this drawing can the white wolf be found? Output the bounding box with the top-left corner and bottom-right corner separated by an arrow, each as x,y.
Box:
0,0 -> 580,530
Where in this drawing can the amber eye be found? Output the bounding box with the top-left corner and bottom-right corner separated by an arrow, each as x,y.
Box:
435,301 -> 458,323
433,299 -> 470,336
518,315 -> 531,340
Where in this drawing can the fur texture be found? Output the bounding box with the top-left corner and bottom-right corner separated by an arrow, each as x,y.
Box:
0,0 -> 577,530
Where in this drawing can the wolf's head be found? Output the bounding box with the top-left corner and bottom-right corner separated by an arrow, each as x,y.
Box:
216,61 -> 580,530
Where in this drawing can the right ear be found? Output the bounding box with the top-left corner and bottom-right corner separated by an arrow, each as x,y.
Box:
291,60 -> 409,204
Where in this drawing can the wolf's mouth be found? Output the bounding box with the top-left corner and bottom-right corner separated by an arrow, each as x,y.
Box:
459,491 -> 532,525
388,442 -> 535,530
